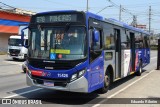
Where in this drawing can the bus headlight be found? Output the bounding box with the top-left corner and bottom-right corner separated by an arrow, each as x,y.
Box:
70,69 -> 85,82
71,74 -> 77,82
78,70 -> 85,77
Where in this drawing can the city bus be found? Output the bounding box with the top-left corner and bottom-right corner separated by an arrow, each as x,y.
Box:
21,10 -> 150,93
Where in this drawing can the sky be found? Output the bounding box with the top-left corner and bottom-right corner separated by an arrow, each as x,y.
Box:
1,0 -> 160,34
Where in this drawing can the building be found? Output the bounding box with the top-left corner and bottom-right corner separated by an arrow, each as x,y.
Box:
0,6 -> 35,52
136,24 -> 146,30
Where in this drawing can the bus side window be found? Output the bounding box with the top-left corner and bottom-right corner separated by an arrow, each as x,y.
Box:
121,30 -> 130,49
103,24 -> 115,50
144,35 -> 149,48
135,33 -> 143,49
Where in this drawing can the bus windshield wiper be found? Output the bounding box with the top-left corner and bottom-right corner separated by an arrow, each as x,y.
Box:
37,24 -> 43,32
64,23 -> 71,34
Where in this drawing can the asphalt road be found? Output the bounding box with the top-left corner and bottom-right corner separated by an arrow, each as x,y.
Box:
0,51 -> 159,107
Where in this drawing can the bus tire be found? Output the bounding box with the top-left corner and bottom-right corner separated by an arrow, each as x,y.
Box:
99,70 -> 111,93
136,60 -> 142,76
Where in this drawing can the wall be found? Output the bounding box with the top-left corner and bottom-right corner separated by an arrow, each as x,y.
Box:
0,33 -> 16,52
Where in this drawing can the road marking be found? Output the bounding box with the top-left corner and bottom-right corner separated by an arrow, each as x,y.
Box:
3,88 -> 43,98
3,61 -> 23,66
92,69 -> 155,107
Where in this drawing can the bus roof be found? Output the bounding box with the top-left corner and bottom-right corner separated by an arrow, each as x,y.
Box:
107,18 -> 150,35
86,11 -> 150,35
36,10 -> 78,15
35,10 -> 150,35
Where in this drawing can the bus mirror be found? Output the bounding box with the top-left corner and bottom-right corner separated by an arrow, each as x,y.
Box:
93,29 -> 99,43
21,26 -> 28,48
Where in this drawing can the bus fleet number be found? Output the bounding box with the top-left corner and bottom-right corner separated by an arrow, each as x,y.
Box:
57,74 -> 68,78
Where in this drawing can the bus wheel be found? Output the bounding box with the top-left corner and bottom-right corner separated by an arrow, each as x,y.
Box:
136,61 -> 142,76
99,71 -> 111,93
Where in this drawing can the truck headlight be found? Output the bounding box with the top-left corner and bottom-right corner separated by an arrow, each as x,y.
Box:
70,69 -> 85,82
19,53 -> 23,56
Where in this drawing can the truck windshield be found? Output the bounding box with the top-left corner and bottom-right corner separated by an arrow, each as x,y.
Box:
29,26 -> 87,60
8,39 -> 22,46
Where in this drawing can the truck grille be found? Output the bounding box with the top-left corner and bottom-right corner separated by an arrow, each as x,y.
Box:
9,49 -> 20,56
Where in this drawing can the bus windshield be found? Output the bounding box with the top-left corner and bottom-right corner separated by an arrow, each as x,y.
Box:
8,38 -> 22,46
29,26 -> 87,60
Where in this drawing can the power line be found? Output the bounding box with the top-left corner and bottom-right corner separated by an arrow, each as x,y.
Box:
0,2 -> 16,10
106,0 -> 137,26
96,5 -> 113,14
0,2 -> 16,9
123,2 -> 160,7
106,0 -> 134,16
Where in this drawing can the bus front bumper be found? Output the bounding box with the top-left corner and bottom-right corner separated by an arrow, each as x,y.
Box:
26,74 -> 88,93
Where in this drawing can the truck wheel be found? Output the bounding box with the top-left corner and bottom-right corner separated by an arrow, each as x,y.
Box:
13,58 -> 18,61
136,61 -> 142,76
24,54 -> 27,60
99,71 -> 111,93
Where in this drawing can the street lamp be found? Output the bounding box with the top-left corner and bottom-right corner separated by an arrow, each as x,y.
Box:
96,5 -> 113,14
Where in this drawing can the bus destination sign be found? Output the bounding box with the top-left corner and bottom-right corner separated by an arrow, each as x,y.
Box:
36,14 -> 77,23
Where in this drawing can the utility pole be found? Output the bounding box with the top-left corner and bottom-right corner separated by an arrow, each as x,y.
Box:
87,0 -> 89,12
149,6 -> 151,33
132,15 -> 137,27
119,5 -> 122,21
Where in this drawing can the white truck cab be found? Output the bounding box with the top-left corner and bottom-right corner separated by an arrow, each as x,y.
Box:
8,35 -> 28,60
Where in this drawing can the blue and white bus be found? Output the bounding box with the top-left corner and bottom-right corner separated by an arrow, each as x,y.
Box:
22,10 -> 150,93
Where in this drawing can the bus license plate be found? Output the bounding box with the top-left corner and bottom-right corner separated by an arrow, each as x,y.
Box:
44,81 -> 54,87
